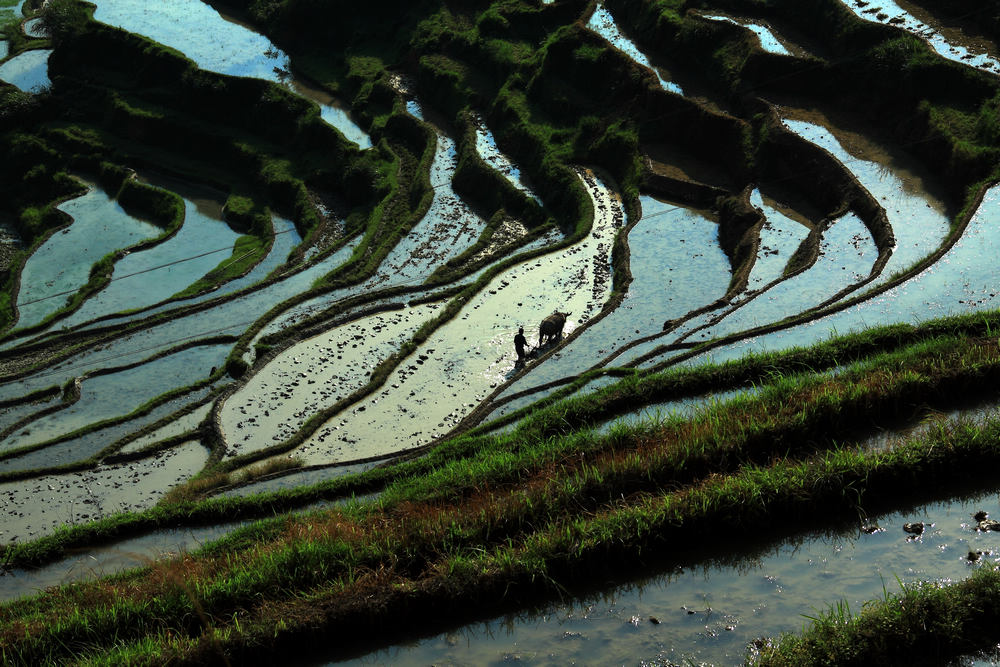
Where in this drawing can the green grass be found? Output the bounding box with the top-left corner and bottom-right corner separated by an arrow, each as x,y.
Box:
756,565 -> 1000,666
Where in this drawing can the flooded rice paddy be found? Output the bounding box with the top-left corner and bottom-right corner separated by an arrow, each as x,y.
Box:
676,182 -> 1000,370
587,4 -> 684,95
55,194 -> 242,329
15,180 -> 164,329
89,0 -> 371,148
841,0 -> 1000,74
0,47 -> 50,93
699,13 -> 794,55
6,0 -> 1000,662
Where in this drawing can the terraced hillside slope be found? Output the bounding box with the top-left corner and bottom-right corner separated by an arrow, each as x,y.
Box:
4,0 -> 1000,664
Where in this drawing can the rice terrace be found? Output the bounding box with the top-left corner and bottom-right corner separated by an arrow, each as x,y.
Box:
8,0 -> 1000,663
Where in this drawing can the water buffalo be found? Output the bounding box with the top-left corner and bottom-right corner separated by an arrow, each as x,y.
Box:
539,311 -> 570,346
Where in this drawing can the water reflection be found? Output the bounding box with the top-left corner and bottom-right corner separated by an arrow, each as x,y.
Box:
474,116 -> 542,203
700,13 -> 793,55
0,48 -> 50,93
90,0 -> 372,148
587,4 -> 684,95
840,0 -> 1000,74
15,181 -> 162,329
343,489 -> 1000,666
680,183 -> 1000,369
505,195 -> 729,393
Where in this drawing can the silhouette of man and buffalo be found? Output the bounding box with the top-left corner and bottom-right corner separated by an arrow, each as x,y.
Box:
514,311 -> 569,367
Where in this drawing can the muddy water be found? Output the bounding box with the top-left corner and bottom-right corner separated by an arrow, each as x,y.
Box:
343,490 -> 1000,666
632,212 -> 873,368
474,117 -> 542,203
714,186 -> 1000,366
595,386 -> 755,434
745,189 -> 811,291
58,198 -> 241,327
287,169 -> 622,464
220,303 -> 444,459
0,493 -> 369,602
285,76 -> 372,149
0,440 -> 207,543
0,395 -> 56,433
0,237 -> 361,405
216,460 -> 378,499
0,47 -> 50,93
22,16 -> 45,38
679,183 -> 1000,369
0,386 -> 215,475
90,0 -> 371,148
841,0 -> 1000,74
363,120 -> 487,290
262,118 -> 488,333
14,182 -> 163,330
781,114 -> 950,289
118,402 -> 211,455
503,196 -> 730,394
610,114 -> 949,369
0,518 -> 236,603
0,342 -> 228,455
699,13 -> 793,55
67,215 -> 301,335
619,209 -> 872,368
587,4 -> 684,95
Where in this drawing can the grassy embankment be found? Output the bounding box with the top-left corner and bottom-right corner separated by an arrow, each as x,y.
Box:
755,563 -> 1000,665
10,314 -> 1000,663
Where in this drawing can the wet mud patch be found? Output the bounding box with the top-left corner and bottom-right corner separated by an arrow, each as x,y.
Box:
0,440 -> 207,543
220,303 -> 443,458
508,195 -> 730,392
643,144 -> 737,194
291,169 -> 623,464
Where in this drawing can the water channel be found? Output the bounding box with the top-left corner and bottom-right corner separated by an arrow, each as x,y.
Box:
346,488 -> 1000,666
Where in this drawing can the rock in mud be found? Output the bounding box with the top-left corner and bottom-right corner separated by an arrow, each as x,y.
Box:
977,519 -> 1000,532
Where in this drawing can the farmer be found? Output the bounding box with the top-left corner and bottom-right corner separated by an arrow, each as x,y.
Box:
514,326 -> 528,365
